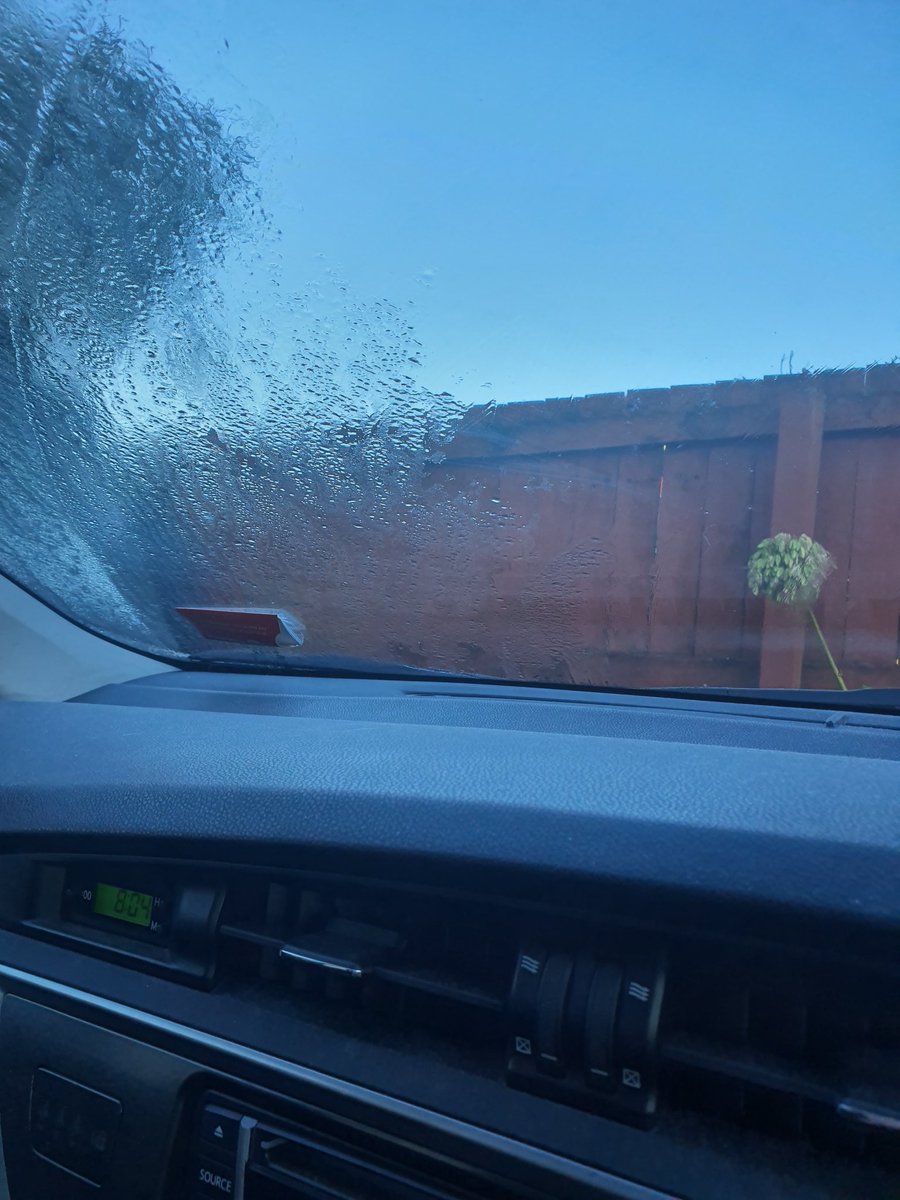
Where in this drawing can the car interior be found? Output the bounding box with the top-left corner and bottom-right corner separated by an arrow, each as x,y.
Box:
0,592 -> 899,1199
2,1 -> 899,1197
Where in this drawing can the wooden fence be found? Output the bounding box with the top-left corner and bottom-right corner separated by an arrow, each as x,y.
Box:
417,364 -> 900,690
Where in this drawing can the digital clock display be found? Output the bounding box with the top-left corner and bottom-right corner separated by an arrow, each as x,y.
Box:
92,882 -> 154,928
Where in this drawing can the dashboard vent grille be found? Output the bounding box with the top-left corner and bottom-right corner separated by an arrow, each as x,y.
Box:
659,947 -> 900,1169
215,876 -> 513,1050
213,870 -> 900,1166
213,874 -> 667,1127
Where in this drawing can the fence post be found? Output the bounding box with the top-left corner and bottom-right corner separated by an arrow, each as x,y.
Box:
758,381 -> 825,688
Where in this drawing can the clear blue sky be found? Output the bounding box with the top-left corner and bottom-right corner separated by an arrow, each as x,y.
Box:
92,0 -> 900,405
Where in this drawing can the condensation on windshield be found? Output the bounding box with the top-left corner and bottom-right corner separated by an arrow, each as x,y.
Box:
2,0 -> 899,691
0,0 -> 487,672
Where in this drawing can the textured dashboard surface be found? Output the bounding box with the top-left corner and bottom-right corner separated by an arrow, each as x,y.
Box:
1,678 -> 899,925
78,670 -> 900,758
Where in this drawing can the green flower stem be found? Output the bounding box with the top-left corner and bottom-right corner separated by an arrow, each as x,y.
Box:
806,608 -> 848,691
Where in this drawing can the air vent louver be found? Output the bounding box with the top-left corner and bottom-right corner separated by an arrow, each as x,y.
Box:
214,874 -> 667,1127
214,872 -> 900,1170
215,876 -> 511,1051
659,950 -> 900,1169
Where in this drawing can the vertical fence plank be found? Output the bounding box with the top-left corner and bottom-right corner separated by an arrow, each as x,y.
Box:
606,446 -> 665,655
809,435 -> 860,677
741,440 -> 776,660
758,387 -> 825,687
649,444 -> 708,654
558,450 -> 621,657
841,434 -> 900,673
695,442 -> 758,659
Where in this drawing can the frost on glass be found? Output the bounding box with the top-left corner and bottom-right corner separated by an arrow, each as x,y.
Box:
1,1 -> 896,693
0,1 -> 486,671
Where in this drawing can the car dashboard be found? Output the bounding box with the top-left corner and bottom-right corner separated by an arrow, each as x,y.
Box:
0,671 -> 899,1200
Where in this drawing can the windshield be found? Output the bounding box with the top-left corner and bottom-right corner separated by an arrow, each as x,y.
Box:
1,0 -> 898,693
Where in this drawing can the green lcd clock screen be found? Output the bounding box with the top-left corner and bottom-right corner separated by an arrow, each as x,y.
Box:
92,882 -> 154,928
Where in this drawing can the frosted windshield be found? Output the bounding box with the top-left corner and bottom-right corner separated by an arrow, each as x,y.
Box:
1,0 -> 898,692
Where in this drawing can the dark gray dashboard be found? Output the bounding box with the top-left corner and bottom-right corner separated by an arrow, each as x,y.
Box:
1,673 -> 899,925
0,672 -> 899,1200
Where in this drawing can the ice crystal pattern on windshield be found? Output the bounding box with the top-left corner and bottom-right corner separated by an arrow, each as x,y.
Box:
0,2 -> 476,666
